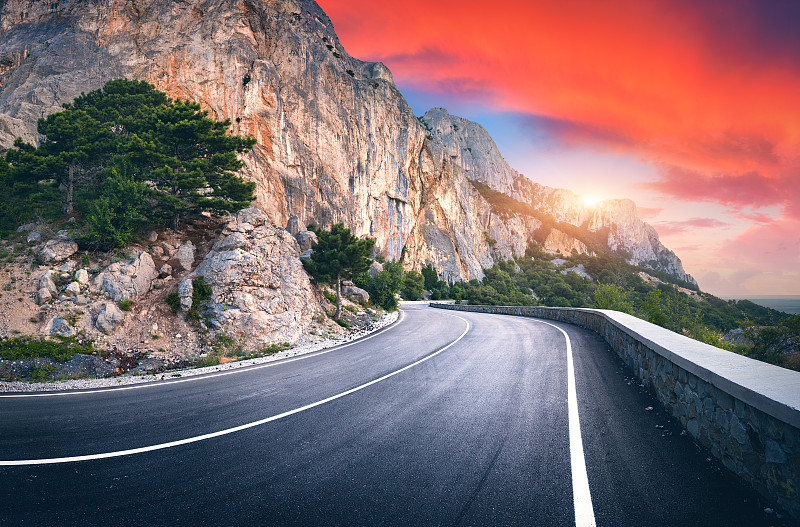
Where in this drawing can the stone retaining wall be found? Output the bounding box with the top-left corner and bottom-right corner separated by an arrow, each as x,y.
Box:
431,303 -> 800,519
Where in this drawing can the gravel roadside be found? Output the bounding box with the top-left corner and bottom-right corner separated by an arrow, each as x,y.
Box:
0,311 -> 400,393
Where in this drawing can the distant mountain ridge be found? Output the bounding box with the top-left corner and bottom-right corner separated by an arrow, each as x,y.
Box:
0,0 -> 694,285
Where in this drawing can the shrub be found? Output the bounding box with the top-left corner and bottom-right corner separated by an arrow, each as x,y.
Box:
118,300 -> 133,311
165,292 -> 181,313
333,318 -> 350,328
0,335 -> 94,362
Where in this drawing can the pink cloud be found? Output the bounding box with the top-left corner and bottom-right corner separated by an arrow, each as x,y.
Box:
653,217 -> 729,237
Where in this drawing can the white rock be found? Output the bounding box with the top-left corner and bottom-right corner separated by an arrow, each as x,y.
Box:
177,279 -> 193,311
45,316 -> 75,337
75,269 -> 89,284
26,231 -> 41,243
35,288 -> 52,305
174,241 -> 196,271
95,303 -> 125,334
39,236 -> 78,263
295,230 -> 318,251
94,251 -> 158,302
63,281 -> 81,297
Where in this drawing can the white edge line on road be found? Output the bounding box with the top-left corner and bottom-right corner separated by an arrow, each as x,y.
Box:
0,313 -> 470,466
0,310 -> 407,399
536,320 -> 597,527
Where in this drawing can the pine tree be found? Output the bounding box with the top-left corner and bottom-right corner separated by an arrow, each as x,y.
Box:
2,78 -> 256,238
303,223 -> 375,318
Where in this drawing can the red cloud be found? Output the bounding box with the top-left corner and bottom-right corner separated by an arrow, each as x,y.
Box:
641,165 -> 783,210
319,0 -> 800,216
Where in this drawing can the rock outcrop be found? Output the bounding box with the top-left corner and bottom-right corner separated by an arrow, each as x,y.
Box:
192,208 -> 322,348
0,0 -> 695,286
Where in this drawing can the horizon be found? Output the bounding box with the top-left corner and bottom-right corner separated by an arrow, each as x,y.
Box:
318,0 -> 800,297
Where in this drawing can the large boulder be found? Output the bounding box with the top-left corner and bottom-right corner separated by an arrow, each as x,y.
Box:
38,270 -> 59,296
342,284 -> 370,304
45,317 -> 75,337
74,269 -> 89,284
94,251 -> 158,302
95,303 -> 125,334
38,236 -> 78,263
63,281 -> 81,297
191,208 -> 323,348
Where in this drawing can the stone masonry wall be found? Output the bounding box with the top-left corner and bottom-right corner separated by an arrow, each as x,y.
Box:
431,303 -> 800,520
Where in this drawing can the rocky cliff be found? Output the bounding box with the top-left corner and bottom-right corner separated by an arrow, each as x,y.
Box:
0,0 -> 694,285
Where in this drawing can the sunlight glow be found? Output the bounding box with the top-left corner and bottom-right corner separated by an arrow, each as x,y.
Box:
582,195 -> 601,207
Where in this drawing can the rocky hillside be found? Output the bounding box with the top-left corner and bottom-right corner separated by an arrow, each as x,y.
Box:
0,0 -> 694,285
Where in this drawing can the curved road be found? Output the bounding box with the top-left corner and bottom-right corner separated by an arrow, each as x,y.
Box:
0,306 -> 789,526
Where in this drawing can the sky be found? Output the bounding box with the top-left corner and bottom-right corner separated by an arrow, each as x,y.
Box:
317,0 -> 800,296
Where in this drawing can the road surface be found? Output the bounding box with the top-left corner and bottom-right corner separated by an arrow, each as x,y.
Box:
0,306 -> 790,526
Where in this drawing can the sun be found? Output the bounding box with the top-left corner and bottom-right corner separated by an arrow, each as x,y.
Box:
582,195 -> 601,207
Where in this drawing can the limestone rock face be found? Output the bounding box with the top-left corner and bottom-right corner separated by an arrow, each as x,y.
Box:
0,0 -> 695,287
420,108 -> 519,195
543,229 -> 594,257
94,251 -> 158,302
38,236 -> 78,263
192,208 -> 322,348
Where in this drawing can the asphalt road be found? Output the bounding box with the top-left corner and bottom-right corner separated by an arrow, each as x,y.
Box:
0,306 -> 792,526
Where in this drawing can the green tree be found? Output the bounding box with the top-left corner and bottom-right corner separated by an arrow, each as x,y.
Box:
358,259 -> 404,311
303,223 -> 375,318
2,78 -> 256,236
401,270 -> 425,301
640,289 -> 668,326
421,264 -> 438,291
128,97 -> 256,228
593,283 -> 633,313
85,160 -> 148,250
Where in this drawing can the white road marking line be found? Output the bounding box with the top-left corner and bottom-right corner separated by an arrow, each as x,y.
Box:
0,310 -> 406,398
0,314 -> 470,466
537,320 -> 597,527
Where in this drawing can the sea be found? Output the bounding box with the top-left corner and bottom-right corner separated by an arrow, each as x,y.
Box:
720,295 -> 800,315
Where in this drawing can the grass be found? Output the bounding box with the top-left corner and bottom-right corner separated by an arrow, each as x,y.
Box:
0,335 -> 94,362
333,318 -> 350,328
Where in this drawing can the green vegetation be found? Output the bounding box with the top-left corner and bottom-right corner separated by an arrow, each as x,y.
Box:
428,245 -> 797,371
0,79 -> 256,246
118,299 -> 133,311
401,270 -> 424,301
354,259 -> 403,311
303,223 -> 375,318
333,318 -> 351,328
0,335 -> 94,362
185,276 -> 212,326
165,292 -> 181,313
